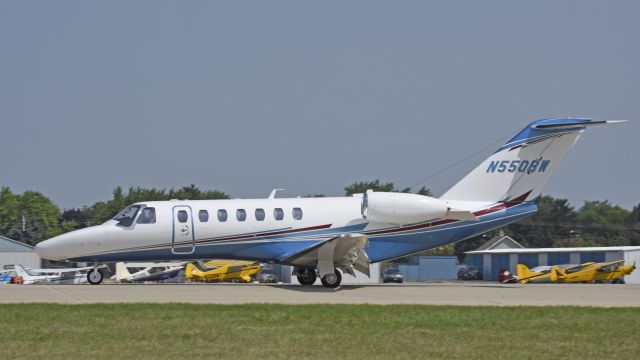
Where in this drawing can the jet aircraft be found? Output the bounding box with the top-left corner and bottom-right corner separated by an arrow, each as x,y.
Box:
35,118 -> 624,288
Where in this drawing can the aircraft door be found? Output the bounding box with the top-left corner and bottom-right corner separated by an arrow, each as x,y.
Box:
172,206 -> 195,255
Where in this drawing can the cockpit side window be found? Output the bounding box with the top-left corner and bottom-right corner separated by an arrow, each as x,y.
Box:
136,207 -> 156,224
112,205 -> 142,227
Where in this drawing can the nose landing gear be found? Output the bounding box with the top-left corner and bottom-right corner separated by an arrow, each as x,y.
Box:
87,265 -> 104,285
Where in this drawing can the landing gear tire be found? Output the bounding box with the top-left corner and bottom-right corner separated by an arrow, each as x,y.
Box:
87,268 -> 104,285
320,269 -> 342,288
297,268 -> 317,285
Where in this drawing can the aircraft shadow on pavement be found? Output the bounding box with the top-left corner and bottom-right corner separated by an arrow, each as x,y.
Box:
266,284 -> 366,292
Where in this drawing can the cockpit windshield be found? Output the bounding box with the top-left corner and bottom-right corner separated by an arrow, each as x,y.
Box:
111,205 -> 142,227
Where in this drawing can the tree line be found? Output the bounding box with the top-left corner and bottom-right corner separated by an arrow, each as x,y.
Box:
1,182 -> 638,260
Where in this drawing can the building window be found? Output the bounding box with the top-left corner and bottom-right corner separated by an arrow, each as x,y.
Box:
217,209 -> 228,222
198,210 -> 209,222
255,208 -> 265,221
236,209 -> 247,222
273,208 -> 284,221
292,207 -> 303,220
136,207 -> 156,224
177,210 -> 188,223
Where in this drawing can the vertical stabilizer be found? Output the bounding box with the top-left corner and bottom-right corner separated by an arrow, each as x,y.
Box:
441,118 -> 621,203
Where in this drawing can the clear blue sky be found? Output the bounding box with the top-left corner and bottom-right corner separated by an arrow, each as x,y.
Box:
0,1 -> 638,210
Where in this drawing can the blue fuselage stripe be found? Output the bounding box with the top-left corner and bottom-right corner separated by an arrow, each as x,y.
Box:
69,202 -> 537,264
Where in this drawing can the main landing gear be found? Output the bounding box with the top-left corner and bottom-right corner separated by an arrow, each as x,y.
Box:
295,268 -> 342,288
87,265 -> 104,285
320,269 -> 342,288
296,268 -> 317,285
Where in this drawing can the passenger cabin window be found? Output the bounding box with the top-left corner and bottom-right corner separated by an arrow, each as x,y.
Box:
293,207 -> 303,220
177,210 -> 188,223
198,210 -> 209,222
217,209 -> 228,222
274,208 -> 284,221
255,208 -> 265,221
236,209 -> 247,222
113,205 -> 141,227
136,207 -> 156,224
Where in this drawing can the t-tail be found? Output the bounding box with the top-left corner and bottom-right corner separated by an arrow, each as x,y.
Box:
441,118 -> 625,203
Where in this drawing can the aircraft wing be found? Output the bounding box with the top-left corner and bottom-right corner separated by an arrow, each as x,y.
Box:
596,259 -> 625,267
27,265 -> 106,274
279,233 -> 370,277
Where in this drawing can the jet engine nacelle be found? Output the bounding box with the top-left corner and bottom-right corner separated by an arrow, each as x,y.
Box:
361,191 -> 478,225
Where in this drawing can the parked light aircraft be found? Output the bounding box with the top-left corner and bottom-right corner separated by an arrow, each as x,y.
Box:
185,260 -> 261,282
549,260 -> 635,283
516,263 -> 585,284
13,264 -> 103,285
35,118 -> 624,287
112,262 -> 185,283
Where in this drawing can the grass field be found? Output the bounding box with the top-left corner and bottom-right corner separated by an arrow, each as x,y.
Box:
1,304 -> 639,359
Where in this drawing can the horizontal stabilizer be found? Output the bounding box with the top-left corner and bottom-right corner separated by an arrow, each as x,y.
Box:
532,119 -> 627,130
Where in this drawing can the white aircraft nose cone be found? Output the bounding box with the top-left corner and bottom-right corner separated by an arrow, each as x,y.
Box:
35,238 -> 60,260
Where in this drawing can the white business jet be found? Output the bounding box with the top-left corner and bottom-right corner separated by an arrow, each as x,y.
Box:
35,118 -> 623,287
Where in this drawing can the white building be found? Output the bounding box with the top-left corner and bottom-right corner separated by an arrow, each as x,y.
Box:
0,236 -> 41,270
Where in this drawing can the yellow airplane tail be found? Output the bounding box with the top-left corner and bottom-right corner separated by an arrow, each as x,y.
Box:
516,264 -> 538,283
549,266 -> 566,282
185,263 -> 202,281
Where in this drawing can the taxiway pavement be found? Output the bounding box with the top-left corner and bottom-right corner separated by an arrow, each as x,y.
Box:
2,282 -> 639,306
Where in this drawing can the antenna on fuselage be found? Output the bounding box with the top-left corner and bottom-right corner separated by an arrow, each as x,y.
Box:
268,189 -> 284,199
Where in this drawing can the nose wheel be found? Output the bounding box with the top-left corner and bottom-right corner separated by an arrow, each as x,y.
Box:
320,269 -> 342,288
87,268 -> 104,285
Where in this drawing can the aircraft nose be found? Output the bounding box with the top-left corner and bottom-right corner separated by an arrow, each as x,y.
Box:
36,226 -> 107,261
35,237 -> 63,260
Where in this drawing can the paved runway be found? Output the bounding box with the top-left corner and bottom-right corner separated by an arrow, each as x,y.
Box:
2,282 -> 640,306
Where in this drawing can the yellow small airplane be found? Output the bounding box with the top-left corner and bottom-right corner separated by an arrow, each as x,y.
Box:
185,260 -> 261,283
517,263 -> 590,284
549,260 -> 635,283
517,260 -> 635,284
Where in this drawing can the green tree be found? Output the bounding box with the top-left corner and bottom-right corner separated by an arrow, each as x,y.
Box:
344,180 -> 433,197
81,185 -> 229,225
344,180 -> 395,196
0,187 -> 63,245
505,196 -> 577,248
416,186 -> 433,197
576,201 -> 630,246
0,187 -> 20,239
627,204 -> 640,246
